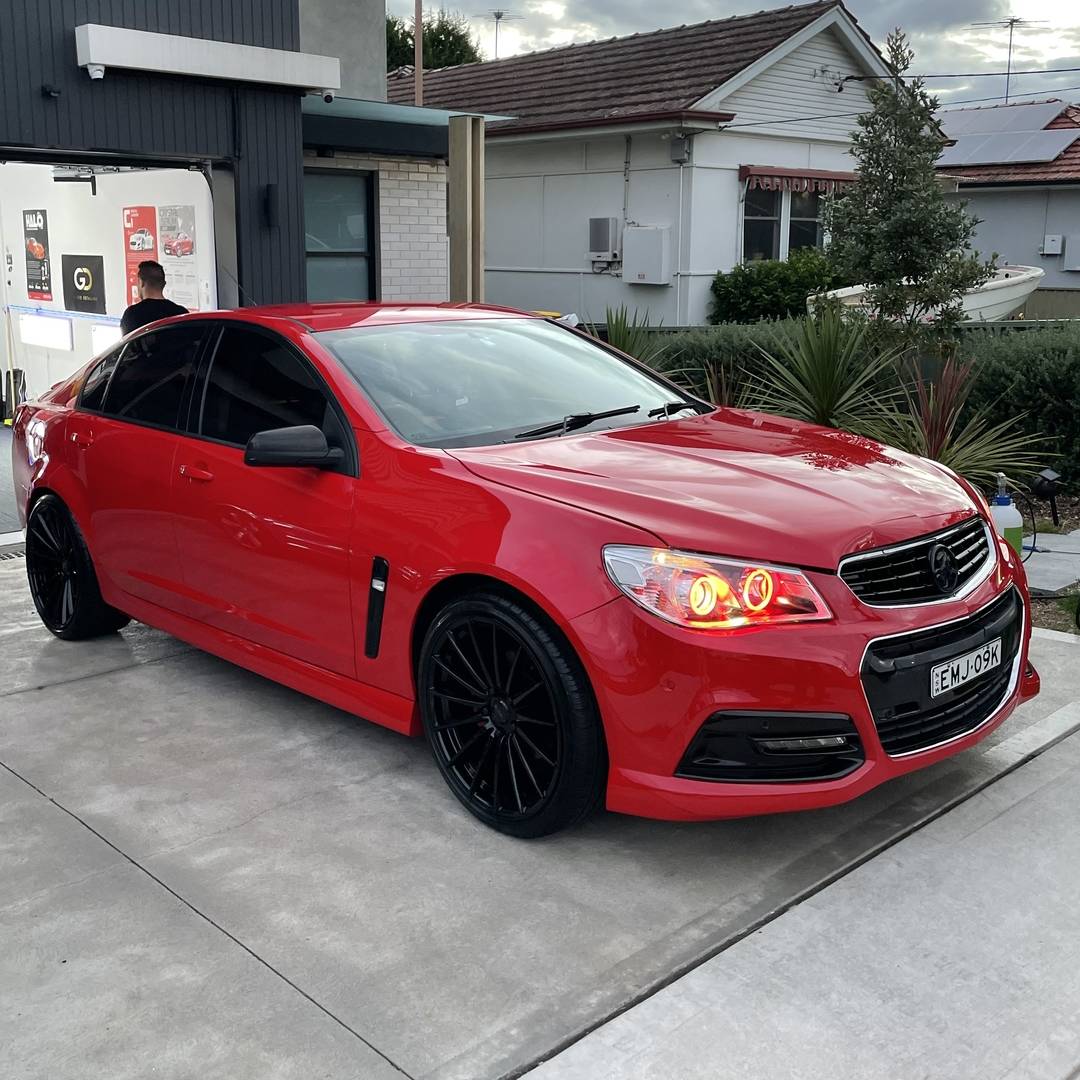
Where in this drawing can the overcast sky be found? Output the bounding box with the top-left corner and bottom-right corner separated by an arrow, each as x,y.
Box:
387,0 -> 1080,106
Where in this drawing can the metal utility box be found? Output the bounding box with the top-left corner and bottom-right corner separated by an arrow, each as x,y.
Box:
1042,234 -> 1064,256
1065,237 -> 1080,273
588,217 -> 621,261
623,225 -> 672,285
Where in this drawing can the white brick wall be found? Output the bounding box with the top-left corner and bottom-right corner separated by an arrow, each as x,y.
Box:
303,152 -> 448,302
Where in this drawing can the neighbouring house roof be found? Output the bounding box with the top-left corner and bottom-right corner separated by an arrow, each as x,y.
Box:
938,99 -> 1080,185
387,1 -> 878,136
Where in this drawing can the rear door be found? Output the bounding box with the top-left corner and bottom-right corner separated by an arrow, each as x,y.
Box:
169,324 -> 358,678
67,323 -> 209,613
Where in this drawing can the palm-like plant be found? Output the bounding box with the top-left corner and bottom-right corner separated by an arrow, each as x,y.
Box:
748,308 -> 904,438
588,306 -> 668,368
882,357 -> 1051,485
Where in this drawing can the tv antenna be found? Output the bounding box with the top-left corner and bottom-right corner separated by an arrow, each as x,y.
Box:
969,17 -> 1048,102
474,9 -> 521,59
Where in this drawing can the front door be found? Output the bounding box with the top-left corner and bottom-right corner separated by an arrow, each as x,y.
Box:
68,324 -> 207,614
170,324 -> 358,678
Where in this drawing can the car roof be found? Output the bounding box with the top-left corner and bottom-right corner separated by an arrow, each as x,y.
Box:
219,302 -> 539,333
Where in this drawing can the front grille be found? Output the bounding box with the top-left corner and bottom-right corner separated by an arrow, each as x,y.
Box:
863,588 -> 1022,756
840,515 -> 991,606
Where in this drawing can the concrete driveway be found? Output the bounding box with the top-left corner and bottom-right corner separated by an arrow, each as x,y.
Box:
2,553 -> 1077,1080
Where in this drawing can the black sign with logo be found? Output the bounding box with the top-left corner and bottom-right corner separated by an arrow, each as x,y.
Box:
23,208 -> 52,300
62,254 -> 107,315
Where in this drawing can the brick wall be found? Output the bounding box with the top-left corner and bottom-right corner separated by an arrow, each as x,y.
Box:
303,152 -> 448,301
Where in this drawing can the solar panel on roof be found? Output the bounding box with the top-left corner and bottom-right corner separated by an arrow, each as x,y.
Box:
938,129 -> 1079,166
939,101 -> 1065,138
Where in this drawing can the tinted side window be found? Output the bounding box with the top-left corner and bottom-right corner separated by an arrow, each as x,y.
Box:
103,326 -> 205,429
200,328 -> 345,452
79,347 -> 124,412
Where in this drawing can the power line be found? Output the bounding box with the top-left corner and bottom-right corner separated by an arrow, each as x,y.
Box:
842,65 -> 1080,84
716,85 -> 1080,131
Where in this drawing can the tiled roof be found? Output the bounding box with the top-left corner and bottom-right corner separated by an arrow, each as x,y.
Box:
387,1 -> 842,134
940,101 -> 1080,185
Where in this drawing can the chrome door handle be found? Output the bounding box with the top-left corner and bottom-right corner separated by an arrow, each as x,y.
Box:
179,464 -> 214,482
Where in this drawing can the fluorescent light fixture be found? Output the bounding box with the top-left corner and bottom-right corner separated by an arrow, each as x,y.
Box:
19,313 -> 74,351
91,323 -> 123,354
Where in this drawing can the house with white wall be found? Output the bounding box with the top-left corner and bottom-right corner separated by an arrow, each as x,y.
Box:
937,99 -> 1080,318
388,0 -> 889,325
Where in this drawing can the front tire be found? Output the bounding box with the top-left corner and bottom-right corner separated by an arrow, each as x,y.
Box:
419,591 -> 606,838
25,494 -> 130,640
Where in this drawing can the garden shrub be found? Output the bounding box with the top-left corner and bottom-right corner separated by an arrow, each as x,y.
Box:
963,323 -> 1080,483
708,248 -> 848,324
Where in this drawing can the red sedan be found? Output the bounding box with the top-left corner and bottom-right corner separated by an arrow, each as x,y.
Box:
11,304 -> 1039,836
163,232 -> 194,257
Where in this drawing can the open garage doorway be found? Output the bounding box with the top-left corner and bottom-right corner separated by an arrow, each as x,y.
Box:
0,159 -> 219,538
0,160 -> 218,412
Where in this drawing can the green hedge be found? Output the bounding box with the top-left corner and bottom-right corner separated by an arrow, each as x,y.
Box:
963,324 -> 1080,482
650,319 -> 1080,486
708,248 -> 848,324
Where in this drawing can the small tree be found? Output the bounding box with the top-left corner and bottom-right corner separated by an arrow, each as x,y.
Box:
386,11 -> 482,72
824,30 -> 992,334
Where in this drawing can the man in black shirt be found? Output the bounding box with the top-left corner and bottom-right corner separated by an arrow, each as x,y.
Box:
120,260 -> 188,335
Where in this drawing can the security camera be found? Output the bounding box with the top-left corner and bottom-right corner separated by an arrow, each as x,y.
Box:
86,64 -> 105,80
322,89 -> 335,103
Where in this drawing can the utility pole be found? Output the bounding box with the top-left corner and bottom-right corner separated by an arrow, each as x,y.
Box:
414,0 -> 423,105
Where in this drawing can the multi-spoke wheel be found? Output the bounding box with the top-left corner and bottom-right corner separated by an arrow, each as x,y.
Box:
419,591 -> 606,837
25,494 -> 130,640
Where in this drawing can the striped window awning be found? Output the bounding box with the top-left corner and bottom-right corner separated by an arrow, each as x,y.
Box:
739,165 -> 856,194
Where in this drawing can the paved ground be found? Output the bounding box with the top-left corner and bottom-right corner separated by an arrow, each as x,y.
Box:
1024,529 -> 1080,595
2,553 -> 1078,1080
526,704 -> 1080,1080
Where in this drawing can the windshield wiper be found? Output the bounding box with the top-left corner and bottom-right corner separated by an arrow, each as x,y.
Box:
513,405 -> 641,440
648,401 -> 696,418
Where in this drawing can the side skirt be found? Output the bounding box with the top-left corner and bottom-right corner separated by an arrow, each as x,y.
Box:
107,588 -> 421,737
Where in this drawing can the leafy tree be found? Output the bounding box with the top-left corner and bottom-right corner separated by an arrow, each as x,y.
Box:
386,14 -> 413,71
386,11 -> 482,72
823,30 -> 992,334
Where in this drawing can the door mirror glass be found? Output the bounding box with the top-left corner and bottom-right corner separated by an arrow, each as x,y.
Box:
244,425 -> 345,469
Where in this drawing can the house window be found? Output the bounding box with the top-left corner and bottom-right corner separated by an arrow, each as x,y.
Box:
743,188 -> 781,261
788,192 -> 823,252
304,170 -> 375,301
742,188 -> 824,262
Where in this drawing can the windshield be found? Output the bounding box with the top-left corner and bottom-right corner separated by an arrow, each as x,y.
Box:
316,317 -> 699,448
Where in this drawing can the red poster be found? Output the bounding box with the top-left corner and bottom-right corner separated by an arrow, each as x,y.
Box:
122,205 -> 158,306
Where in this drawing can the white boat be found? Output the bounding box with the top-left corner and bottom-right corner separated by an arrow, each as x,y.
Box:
813,264 -> 1045,322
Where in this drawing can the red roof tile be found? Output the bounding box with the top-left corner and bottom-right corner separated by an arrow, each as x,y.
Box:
387,1 -> 843,134
940,101 -> 1080,185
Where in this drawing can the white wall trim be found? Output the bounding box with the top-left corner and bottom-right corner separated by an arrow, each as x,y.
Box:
691,8 -> 888,110
75,23 -> 340,91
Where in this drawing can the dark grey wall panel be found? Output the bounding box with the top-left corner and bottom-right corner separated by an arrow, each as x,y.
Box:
0,0 -> 306,303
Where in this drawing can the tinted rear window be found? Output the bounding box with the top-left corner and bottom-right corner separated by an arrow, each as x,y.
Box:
103,325 -> 205,429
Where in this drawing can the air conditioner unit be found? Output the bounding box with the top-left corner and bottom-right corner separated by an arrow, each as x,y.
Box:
588,216 -> 621,261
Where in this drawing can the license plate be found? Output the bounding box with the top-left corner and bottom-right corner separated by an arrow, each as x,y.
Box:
931,638 -> 1002,698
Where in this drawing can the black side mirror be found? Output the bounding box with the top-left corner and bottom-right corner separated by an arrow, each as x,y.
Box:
244,424 -> 345,469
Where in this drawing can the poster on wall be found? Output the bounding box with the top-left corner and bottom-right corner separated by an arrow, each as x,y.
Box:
61,255 -> 107,315
23,209 -> 52,301
158,204 -> 199,311
122,205 -> 158,306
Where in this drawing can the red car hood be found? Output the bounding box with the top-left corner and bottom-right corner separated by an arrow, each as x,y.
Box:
448,410 -> 978,570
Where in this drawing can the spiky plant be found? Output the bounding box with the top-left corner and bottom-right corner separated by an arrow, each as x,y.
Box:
589,306 -> 668,368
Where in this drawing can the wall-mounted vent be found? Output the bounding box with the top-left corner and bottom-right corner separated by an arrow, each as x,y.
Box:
588,216 -> 621,261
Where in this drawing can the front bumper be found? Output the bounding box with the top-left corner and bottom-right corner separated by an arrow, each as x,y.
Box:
570,539 -> 1039,822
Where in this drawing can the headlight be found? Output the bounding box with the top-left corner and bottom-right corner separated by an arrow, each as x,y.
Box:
603,545 -> 832,630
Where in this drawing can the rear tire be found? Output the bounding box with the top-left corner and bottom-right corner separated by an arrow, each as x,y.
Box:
419,590 -> 606,838
25,494 -> 131,640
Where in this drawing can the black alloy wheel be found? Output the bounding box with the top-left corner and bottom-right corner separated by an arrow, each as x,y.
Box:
25,494 -> 130,640
419,591 -> 606,838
